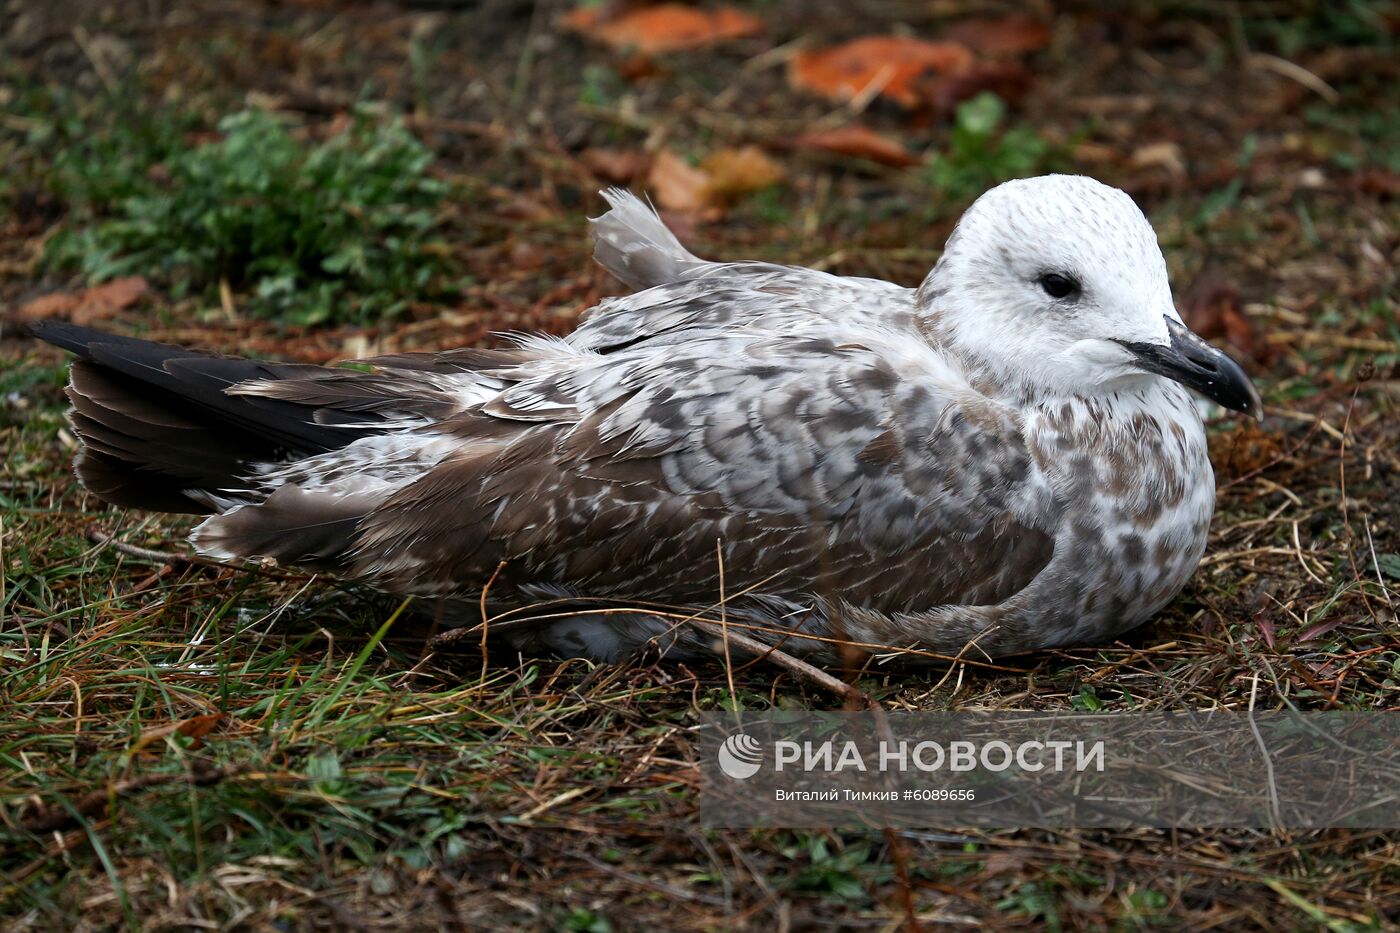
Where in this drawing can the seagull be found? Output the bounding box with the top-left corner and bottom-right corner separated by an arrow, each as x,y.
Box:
32,175 -> 1260,663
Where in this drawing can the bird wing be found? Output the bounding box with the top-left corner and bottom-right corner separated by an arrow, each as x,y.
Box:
322,328 -> 1057,616
190,272 -> 1055,618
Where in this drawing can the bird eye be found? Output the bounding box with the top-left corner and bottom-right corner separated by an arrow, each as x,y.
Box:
1038,273 -> 1079,299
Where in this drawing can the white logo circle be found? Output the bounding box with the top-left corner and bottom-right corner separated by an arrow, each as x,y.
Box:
717,732 -> 763,780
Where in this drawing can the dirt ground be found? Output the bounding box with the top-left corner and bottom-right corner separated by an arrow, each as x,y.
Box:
2,1 -> 1398,929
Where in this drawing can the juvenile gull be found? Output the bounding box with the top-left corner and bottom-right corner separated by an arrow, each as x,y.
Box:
32,175 -> 1261,662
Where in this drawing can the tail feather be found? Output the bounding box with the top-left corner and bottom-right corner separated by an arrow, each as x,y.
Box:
191,484 -> 372,569
30,321 -> 372,514
590,188 -> 708,291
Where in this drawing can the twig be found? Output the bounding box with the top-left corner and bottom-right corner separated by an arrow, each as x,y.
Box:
85,527 -> 198,565
479,560 -> 508,684
426,599 -> 1024,671
1364,518 -> 1395,608
1246,674 -> 1284,832
1337,386 -> 1378,623
71,25 -> 118,93
1246,52 -> 1340,104
717,539 -> 738,711
576,852 -> 728,907
882,827 -> 924,932
685,617 -> 875,707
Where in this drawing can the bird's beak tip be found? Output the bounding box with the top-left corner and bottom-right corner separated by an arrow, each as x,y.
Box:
1117,317 -> 1263,418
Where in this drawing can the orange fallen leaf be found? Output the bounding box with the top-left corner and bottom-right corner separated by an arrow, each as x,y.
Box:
129,713 -> 226,756
564,3 -> 764,55
648,149 -> 712,214
943,14 -> 1051,56
1210,419 -> 1284,479
648,147 -> 784,215
789,36 -> 973,108
699,145 -> 784,203
177,713 -> 225,747
791,125 -> 921,167
16,276 -> 149,326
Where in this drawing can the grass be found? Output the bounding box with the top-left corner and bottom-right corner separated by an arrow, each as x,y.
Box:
48,108 -> 459,326
925,92 -> 1060,213
2,1 -> 1399,929
3,81 -> 461,326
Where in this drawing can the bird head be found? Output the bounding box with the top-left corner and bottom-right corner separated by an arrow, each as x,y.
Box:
917,174 -> 1261,418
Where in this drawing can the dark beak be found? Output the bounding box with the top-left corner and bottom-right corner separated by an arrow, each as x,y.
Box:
1116,316 -> 1263,419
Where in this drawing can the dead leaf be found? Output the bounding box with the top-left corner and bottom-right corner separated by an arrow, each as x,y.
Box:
129,712 -> 226,756
616,54 -> 665,81
791,125 -> 921,167
699,145 -> 784,203
508,240 -> 547,270
648,147 -> 784,215
564,3 -> 763,55
580,147 -> 651,184
14,291 -> 80,322
789,36 -> 973,108
920,59 -> 1032,117
1209,420 -> 1284,479
648,149 -> 712,213
16,276 -> 149,326
177,713 -> 225,747
1254,611 -> 1276,652
1298,615 -> 1356,643
1354,167 -> 1400,198
1130,141 -> 1186,176
1181,273 -> 1257,361
944,14 -> 1051,56
981,851 -> 1030,876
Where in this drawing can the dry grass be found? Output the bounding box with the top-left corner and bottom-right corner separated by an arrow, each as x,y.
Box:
2,1 -> 1398,929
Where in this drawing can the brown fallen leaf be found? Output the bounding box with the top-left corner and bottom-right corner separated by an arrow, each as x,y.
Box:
16,276 -> 149,326
579,147 -> 652,184
791,124 -> 921,167
1130,141 -> 1187,176
920,59 -> 1032,117
943,14 -> 1051,56
616,53 -> 665,81
1354,167 -> 1400,198
980,850 -> 1030,876
1297,614 -> 1358,644
1181,272 -> 1257,361
177,713 -> 225,747
1254,609 -> 1276,652
563,3 -> 763,55
789,36 -> 973,108
14,291 -> 79,322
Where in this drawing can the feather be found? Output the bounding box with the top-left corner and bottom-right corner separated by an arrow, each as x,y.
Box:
590,187 -> 708,290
